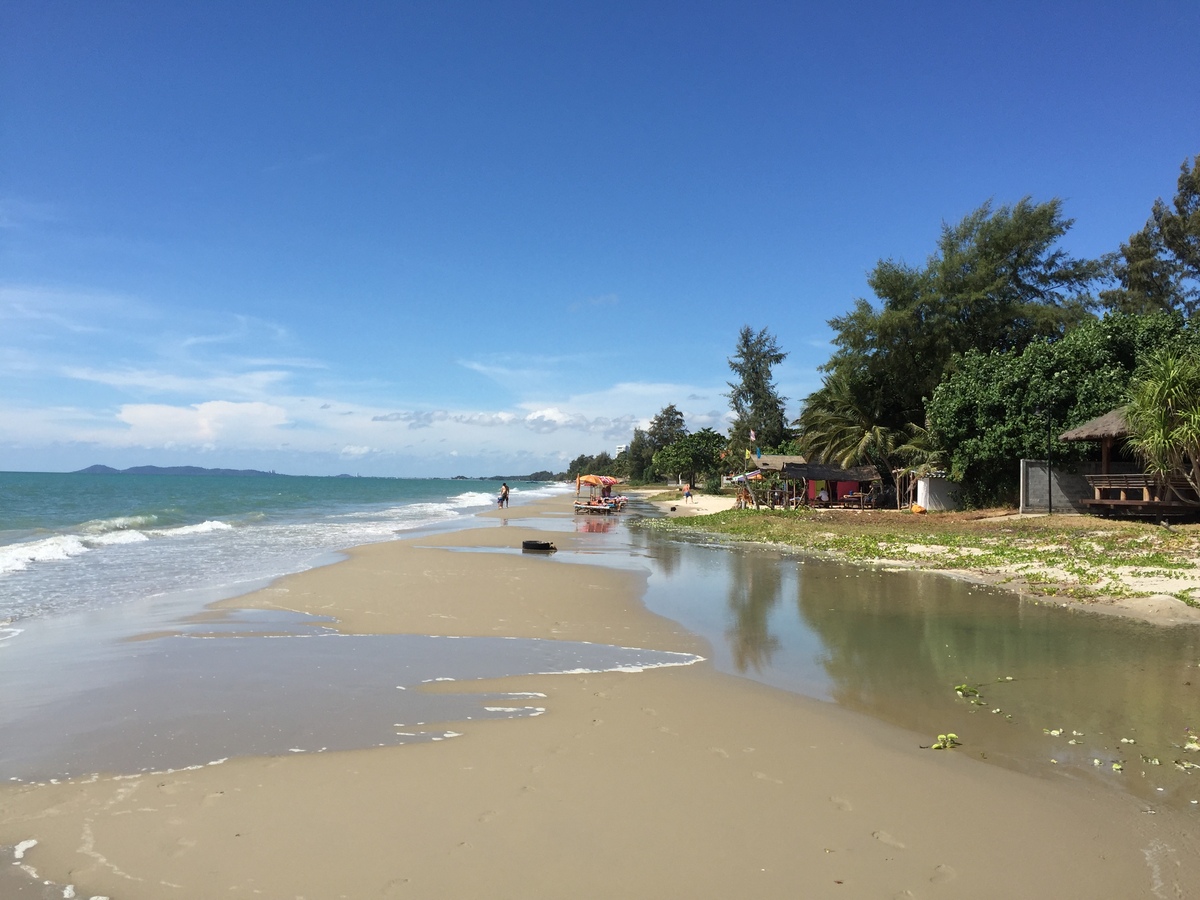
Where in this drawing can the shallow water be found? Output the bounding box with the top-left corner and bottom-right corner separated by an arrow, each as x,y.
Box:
0,601 -> 700,783
619,524 -> 1200,811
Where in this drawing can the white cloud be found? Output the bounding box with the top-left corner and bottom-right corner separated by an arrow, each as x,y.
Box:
115,401 -> 290,445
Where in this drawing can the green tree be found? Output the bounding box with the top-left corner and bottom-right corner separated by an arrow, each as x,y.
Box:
652,428 -> 727,491
795,369 -> 899,477
648,404 -> 687,450
1102,154 -> 1200,316
819,198 -> 1100,435
727,326 -> 789,453
926,312 -> 1194,506
566,451 -> 616,479
1125,347 -> 1200,500
621,428 -> 657,483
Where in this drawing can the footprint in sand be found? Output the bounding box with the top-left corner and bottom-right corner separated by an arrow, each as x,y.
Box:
752,771 -> 782,784
642,707 -> 658,716
830,796 -> 853,812
381,877 -> 411,896
872,830 -> 906,849
930,864 -> 957,884
709,747 -> 729,758
477,809 -> 498,824
657,726 -> 677,736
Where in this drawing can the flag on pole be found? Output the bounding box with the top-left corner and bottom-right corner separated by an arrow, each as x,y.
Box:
749,429 -> 756,442
745,449 -> 752,460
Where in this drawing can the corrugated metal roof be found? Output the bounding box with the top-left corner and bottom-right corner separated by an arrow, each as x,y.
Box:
779,462 -> 880,482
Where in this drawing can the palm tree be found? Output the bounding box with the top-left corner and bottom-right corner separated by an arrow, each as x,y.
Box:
1125,347 -> 1200,501
795,371 -> 899,475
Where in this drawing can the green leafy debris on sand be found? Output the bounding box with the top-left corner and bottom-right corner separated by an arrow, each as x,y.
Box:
930,733 -> 960,750
637,508 -> 1200,606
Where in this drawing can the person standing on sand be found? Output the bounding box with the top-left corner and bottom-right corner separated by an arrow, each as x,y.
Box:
683,483 -> 694,503
499,483 -> 510,508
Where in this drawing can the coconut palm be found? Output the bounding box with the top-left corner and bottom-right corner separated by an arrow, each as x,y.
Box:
795,370 -> 899,475
1124,347 -> 1200,500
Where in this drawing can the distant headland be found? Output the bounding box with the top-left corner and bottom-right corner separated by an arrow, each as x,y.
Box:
75,465 -> 279,477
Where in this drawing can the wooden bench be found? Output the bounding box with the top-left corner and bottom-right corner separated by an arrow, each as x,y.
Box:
1082,474 -> 1199,518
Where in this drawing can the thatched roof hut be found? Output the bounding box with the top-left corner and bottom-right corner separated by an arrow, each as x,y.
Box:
1058,407 -> 1129,474
1058,408 -> 1129,442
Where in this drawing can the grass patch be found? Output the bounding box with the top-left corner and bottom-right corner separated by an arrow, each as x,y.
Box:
635,508 -> 1200,606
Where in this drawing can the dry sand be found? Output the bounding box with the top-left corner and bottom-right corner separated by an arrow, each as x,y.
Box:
2,495 -> 1197,898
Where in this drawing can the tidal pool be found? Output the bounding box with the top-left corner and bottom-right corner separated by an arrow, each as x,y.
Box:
626,527 -> 1200,811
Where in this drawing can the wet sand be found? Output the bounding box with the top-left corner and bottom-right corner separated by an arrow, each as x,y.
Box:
2,494 -> 1198,898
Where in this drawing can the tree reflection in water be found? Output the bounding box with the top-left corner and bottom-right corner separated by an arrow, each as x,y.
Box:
638,535 -> 1200,808
724,549 -> 782,672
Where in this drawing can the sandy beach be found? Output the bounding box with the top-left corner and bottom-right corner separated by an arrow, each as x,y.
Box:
3,494 -> 1198,898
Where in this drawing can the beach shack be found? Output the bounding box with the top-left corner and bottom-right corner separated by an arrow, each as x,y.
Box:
748,455 -> 882,508
784,462 -> 881,508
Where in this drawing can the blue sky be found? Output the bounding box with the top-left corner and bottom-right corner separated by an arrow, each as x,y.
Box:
3,1 -> 1198,476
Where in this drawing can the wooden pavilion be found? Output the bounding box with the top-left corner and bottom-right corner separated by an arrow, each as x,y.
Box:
1059,407 -> 1199,517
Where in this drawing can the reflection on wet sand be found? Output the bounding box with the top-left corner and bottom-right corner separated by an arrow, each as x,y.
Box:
638,537 -> 1200,809
724,550 -> 782,673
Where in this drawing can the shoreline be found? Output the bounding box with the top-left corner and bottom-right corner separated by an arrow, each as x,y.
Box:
2,493 -> 1198,897
631,489 -> 1200,626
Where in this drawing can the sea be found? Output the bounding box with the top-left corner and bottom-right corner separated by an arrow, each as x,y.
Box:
0,471 -> 566,641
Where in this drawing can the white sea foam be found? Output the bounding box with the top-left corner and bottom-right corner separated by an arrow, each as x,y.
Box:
449,490 -> 501,507
88,530 -> 151,546
0,535 -> 91,574
153,520 -> 234,537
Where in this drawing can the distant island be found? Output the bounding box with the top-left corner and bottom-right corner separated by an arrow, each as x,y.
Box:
76,465 -> 279,477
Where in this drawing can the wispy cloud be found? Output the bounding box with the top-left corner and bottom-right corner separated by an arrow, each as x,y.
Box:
180,314 -> 291,348
62,366 -> 293,399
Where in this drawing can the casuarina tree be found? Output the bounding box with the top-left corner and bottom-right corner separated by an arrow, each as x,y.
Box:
727,326 -> 789,453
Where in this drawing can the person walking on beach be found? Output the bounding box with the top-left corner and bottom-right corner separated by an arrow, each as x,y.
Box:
683,483 -> 694,503
499,483 -> 510,508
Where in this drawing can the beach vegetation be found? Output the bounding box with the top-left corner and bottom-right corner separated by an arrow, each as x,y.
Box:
652,428 -> 727,492
931,733 -> 961,750
590,155 -> 1200,509
567,451 -> 616,480
1102,154 -> 1200,317
926,311 -> 1197,506
804,198 -> 1100,459
648,404 -> 688,450
727,325 -> 790,456
619,428 -> 657,483
638,507 -> 1200,606
1125,346 -> 1200,499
